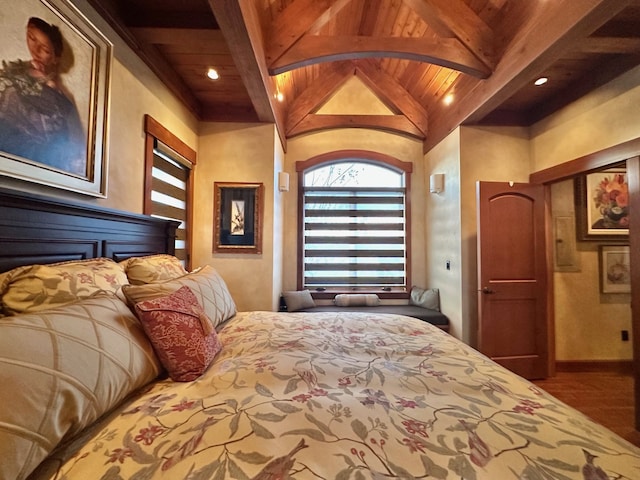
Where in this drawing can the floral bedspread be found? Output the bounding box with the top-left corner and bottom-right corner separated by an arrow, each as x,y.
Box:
32,311 -> 640,479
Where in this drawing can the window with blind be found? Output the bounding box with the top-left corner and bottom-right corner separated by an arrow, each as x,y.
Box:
149,142 -> 190,265
300,159 -> 409,291
143,115 -> 195,269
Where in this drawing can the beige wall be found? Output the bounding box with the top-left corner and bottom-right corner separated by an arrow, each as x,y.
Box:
424,130 -> 462,338
426,127 -> 531,343
531,65 -> 640,170
194,123 -> 280,312
272,135 -> 287,309
194,78 -> 427,311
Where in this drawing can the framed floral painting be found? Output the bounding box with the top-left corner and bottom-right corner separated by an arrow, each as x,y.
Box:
574,168 -> 629,241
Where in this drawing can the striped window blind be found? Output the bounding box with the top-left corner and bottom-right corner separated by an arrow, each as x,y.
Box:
302,162 -> 406,289
150,141 -> 191,265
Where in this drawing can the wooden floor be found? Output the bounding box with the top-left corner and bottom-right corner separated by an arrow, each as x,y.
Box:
533,371 -> 640,448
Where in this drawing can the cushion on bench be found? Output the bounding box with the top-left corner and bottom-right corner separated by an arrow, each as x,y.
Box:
295,304 -> 449,331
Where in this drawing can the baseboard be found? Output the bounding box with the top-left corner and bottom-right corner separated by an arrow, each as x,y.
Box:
555,360 -> 633,374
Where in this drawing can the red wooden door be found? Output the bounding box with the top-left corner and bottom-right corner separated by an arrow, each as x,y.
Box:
477,181 -> 549,379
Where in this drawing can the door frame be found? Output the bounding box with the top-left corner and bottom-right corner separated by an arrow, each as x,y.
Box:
530,136 -> 640,429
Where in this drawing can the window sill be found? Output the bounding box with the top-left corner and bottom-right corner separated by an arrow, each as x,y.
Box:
309,289 -> 409,300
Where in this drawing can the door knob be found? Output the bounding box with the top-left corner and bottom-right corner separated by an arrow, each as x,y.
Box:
482,287 -> 495,294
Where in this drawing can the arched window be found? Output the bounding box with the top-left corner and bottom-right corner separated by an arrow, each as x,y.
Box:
297,151 -> 412,293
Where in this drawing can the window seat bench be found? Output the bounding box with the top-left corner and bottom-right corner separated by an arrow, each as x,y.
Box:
294,304 -> 449,332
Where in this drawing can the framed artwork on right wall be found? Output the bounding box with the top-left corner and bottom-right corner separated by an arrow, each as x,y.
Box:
575,168 -> 629,241
599,245 -> 631,294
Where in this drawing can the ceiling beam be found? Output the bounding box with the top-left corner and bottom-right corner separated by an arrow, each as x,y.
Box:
424,0 -> 632,153
269,35 -> 491,78
286,62 -> 354,134
578,36 -> 640,54
209,0 -> 286,148
266,0 -> 354,65
403,0 -> 495,71
288,114 -> 424,139
355,59 -> 429,137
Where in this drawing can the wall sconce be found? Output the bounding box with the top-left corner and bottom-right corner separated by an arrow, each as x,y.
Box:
429,173 -> 444,194
278,172 -> 290,192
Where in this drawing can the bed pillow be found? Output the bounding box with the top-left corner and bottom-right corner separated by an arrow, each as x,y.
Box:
334,293 -> 380,307
134,285 -> 222,381
410,286 -> 440,311
0,293 -> 161,480
282,289 -> 315,311
122,264 -> 236,329
0,258 -> 129,316
121,254 -> 188,285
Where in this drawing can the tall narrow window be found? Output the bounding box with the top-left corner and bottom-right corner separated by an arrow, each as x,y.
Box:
144,115 -> 195,269
298,152 -> 412,293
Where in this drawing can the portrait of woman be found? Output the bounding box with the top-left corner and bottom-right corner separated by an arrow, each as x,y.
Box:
0,16 -> 85,176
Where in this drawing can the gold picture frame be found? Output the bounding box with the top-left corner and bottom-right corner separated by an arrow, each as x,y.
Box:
0,0 -> 112,197
574,167 -> 629,241
213,182 -> 263,254
599,245 -> 631,294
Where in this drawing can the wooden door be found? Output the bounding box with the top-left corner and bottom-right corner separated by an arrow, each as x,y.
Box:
477,181 -> 549,379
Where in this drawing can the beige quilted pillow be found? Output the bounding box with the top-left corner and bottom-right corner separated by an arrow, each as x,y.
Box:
121,254 -> 188,285
123,264 -> 236,329
0,258 -> 129,316
0,293 -> 161,480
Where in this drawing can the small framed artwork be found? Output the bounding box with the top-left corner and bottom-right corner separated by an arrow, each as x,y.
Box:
574,168 -> 629,241
214,182 -> 263,254
599,245 -> 631,294
0,0 -> 112,197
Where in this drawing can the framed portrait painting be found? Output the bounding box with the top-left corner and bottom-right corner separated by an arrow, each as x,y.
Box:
213,182 -> 263,254
599,245 -> 631,294
0,0 -> 112,197
574,168 -> 629,241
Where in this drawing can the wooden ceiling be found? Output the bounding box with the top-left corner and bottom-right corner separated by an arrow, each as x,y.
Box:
87,0 -> 640,151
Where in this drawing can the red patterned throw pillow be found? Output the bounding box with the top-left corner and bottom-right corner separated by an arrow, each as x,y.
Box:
134,285 -> 222,382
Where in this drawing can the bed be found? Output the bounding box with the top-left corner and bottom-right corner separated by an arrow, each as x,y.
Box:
1,187 -> 639,480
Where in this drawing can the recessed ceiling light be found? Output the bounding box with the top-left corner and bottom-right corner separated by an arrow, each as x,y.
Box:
534,77 -> 548,86
207,68 -> 219,80
275,91 -> 284,102
443,93 -> 454,106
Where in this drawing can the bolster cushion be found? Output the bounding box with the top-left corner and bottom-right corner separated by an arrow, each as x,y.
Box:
334,293 -> 380,307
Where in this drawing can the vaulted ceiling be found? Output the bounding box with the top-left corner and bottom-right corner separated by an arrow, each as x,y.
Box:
87,0 -> 640,152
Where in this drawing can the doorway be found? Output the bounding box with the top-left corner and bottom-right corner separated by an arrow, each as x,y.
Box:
550,178 -> 632,369
530,138 -> 640,429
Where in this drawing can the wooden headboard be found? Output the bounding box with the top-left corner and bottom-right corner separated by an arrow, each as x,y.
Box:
0,187 -> 179,273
